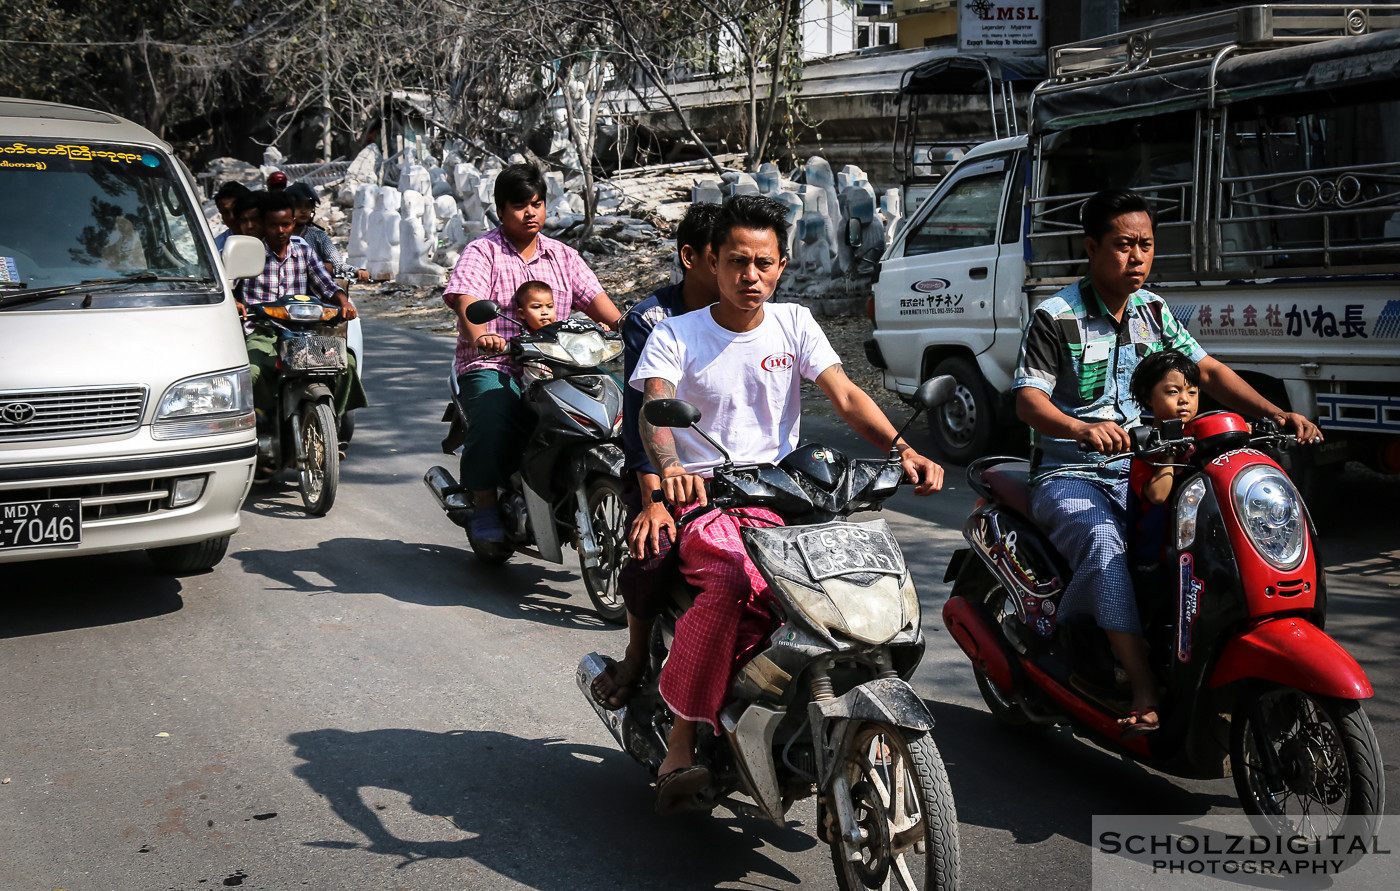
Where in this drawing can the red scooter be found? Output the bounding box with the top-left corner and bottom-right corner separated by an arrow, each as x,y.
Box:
942,412 -> 1384,839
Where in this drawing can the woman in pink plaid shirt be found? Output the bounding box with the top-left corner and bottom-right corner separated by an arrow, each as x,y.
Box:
441,164 -> 621,543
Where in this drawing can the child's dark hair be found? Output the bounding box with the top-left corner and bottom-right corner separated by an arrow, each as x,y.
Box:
710,194 -> 791,260
513,280 -> 552,304
1130,349 -> 1200,412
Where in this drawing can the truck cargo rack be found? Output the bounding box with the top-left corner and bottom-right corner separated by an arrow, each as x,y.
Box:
1050,4 -> 1400,82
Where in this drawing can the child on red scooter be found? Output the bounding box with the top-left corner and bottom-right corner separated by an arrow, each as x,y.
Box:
1128,350 -> 1201,566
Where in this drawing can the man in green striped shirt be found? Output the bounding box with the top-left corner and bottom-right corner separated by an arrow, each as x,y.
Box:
1012,189 -> 1320,735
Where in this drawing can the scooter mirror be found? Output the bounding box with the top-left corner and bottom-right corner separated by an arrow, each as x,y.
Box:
464,299 -> 502,325
916,375 -> 958,411
643,398 -> 702,429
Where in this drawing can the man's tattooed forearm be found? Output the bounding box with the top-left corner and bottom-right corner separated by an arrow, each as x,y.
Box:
640,378 -> 683,472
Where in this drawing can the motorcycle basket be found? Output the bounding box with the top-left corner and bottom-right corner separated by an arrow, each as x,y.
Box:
278,331 -> 347,373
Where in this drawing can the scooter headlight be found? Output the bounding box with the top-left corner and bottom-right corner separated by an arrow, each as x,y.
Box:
1231,465 -> 1306,570
1175,476 -> 1207,551
554,330 -> 622,368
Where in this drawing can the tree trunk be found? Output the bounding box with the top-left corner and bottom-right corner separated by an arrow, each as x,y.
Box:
754,0 -> 794,167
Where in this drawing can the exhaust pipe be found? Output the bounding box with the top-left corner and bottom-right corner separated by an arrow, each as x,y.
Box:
943,595 -> 1016,693
423,466 -> 466,508
576,653 -> 631,751
424,466 -> 472,527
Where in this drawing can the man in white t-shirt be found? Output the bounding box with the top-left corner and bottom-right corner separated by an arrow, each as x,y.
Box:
632,195 -> 945,812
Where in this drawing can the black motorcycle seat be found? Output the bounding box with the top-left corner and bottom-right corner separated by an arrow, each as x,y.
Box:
983,465 -> 1034,520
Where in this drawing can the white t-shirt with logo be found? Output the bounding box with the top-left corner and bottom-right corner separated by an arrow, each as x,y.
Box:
631,302 -> 841,475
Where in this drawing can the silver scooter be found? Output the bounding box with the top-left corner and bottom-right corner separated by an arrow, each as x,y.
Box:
577,377 -> 962,891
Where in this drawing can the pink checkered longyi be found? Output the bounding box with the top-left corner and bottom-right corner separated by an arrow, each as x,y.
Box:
442,228 -> 603,376
658,507 -> 785,728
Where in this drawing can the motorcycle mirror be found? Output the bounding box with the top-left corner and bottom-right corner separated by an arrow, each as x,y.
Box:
1159,418 -> 1185,441
916,375 -> 958,411
1131,425 -> 1153,451
464,299 -> 502,325
643,398 -> 702,429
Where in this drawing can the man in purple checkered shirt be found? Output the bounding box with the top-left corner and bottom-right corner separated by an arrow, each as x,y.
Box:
238,192 -> 365,457
442,164 -> 621,543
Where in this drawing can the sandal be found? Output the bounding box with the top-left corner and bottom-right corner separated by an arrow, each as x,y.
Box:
654,765 -> 711,815
589,657 -> 637,711
1118,708 -> 1161,740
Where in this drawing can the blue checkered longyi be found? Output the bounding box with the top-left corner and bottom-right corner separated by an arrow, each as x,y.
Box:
1030,473 -> 1139,634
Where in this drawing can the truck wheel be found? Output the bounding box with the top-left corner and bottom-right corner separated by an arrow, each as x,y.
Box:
147,535 -> 231,574
927,357 -> 995,465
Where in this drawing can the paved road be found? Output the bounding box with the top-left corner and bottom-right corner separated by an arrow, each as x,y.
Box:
2,320 -> 1396,891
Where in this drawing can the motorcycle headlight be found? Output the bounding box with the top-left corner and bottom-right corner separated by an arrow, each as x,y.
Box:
556,330 -> 609,367
152,367 -> 255,439
1175,476 -> 1207,551
1231,465 -> 1306,570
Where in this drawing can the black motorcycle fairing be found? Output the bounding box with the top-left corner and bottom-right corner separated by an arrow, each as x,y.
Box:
519,374 -> 621,501
781,444 -> 849,492
711,465 -> 815,517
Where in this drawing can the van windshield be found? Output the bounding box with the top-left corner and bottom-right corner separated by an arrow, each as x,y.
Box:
0,140 -> 215,302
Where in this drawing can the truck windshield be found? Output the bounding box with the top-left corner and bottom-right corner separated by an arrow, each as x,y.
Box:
0,140 -> 215,300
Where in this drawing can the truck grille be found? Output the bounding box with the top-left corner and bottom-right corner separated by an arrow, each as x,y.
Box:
1,475 -> 187,522
0,386 -> 147,442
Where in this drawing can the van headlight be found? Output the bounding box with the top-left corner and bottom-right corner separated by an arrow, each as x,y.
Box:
1231,465 -> 1306,570
152,368 -> 255,439
1175,476 -> 1207,551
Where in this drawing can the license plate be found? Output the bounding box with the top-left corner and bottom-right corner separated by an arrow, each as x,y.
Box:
0,498 -> 81,550
796,524 -> 904,581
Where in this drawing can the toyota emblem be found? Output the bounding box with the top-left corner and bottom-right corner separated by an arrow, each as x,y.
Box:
1,402 -> 37,425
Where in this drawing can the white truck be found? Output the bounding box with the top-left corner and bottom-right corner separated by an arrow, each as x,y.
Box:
868,4 -> 1400,488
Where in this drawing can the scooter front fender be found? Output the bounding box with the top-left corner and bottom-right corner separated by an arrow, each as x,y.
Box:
809,677 -> 934,788
1208,617 -> 1373,700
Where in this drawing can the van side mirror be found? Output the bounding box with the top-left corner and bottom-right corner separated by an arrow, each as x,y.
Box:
916,375 -> 958,411
846,217 -> 863,248
464,299 -> 501,325
221,235 -> 266,280
643,398 -> 702,429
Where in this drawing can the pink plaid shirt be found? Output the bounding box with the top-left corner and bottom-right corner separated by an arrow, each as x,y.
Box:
443,228 -> 604,376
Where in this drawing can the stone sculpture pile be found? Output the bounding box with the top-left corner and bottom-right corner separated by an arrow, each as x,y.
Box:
253,130 -> 902,300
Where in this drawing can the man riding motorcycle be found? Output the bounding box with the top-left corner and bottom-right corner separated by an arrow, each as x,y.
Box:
236,191 -> 366,478
632,195 -> 945,810
1012,188 -> 1322,734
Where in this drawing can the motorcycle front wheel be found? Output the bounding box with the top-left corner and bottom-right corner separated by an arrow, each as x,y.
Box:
297,402 -> 339,515
578,475 -> 628,625
828,722 -> 959,891
1231,684 -> 1384,850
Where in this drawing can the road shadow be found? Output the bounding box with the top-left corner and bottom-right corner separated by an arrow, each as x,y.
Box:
924,698 -> 1237,847
0,552 -> 183,638
288,726 -> 815,889
230,536 -> 614,630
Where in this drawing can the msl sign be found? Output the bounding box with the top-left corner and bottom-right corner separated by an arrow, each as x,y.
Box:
959,0 -> 1044,51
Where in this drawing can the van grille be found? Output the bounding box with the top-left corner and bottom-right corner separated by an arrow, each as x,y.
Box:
0,386 -> 147,442
1,475 -> 187,521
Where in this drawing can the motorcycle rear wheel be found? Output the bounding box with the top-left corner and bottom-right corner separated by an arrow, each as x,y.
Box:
578,476 -> 628,625
297,402 -> 339,515
1231,685 -> 1384,853
829,722 -> 959,891
956,561 -> 1046,734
